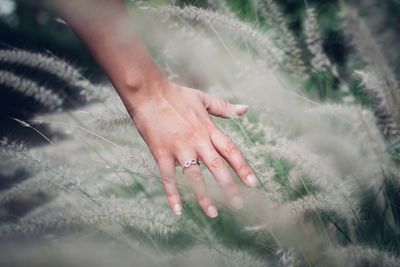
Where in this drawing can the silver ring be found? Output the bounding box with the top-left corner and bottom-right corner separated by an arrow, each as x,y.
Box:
183,159 -> 201,168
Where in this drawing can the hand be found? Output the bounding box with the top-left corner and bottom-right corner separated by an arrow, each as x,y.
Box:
51,0 -> 258,217
125,79 -> 258,217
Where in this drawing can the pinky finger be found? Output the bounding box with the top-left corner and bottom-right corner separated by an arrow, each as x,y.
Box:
158,157 -> 183,215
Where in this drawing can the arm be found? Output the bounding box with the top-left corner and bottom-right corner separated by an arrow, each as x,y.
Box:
50,0 -> 258,217
50,0 -> 163,106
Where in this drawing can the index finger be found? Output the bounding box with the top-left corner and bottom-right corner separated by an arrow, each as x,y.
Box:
210,129 -> 258,188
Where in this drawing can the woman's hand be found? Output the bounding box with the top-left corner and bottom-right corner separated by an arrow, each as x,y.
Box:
126,79 -> 258,217
51,0 -> 257,217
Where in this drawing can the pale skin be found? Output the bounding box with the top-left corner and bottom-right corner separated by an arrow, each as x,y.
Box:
50,0 -> 258,217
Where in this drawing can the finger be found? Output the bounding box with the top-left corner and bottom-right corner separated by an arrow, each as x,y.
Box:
158,157 -> 182,215
211,129 -> 258,188
197,144 -> 244,210
178,154 -> 218,218
200,93 -> 249,119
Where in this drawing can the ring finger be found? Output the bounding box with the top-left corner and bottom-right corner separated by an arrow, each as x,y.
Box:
177,152 -> 218,218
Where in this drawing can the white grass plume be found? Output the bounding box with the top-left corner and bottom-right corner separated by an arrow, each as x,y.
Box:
0,194 -> 179,241
304,7 -> 338,77
139,4 -> 284,68
0,49 -> 109,102
207,0 -> 233,16
326,245 -> 400,267
0,70 -> 63,111
255,0 -> 307,76
354,69 -> 399,138
341,5 -> 400,132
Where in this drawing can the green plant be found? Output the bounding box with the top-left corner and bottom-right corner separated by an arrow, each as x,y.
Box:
0,1 -> 400,266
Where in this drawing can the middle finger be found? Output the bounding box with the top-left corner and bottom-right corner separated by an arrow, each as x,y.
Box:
197,143 -> 244,210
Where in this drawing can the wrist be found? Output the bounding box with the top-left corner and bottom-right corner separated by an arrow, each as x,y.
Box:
118,70 -> 169,115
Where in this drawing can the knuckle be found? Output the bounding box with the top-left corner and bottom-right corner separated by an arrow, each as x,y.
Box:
210,157 -> 224,169
171,131 -> 181,140
185,130 -> 196,139
238,161 -> 252,175
187,170 -> 203,182
166,192 -> 180,200
218,98 -> 228,110
210,128 -> 220,140
196,140 -> 212,151
153,148 -> 169,163
183,127 -> 201,141
160,175 -> 174,184
221,178 -> 236,188
223,141 -> 239,155
204,120 -> 215,131
194,89 -> 204,98
219,100 -> 228,112
197,196 -> 212,206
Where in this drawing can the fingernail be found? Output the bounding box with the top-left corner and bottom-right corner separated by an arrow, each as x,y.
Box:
234,104 -> 249,115
231,196 -> 244,209
247,174 -> 258,187
207,205 -> 218,218
173,203 -> 182,215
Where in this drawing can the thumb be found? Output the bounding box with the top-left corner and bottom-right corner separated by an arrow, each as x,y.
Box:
201,93 -> 249,119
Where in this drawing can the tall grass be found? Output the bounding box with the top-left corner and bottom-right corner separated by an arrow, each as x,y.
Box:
0,1 -> 399,266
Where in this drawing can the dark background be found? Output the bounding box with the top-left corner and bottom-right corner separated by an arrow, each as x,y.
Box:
0,0 -> 104,143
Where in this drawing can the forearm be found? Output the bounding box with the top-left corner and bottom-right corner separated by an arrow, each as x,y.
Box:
44,0 -> 255,217
49,0 -> 166,107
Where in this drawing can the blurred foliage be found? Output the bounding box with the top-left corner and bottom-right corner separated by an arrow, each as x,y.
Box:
1,0 -> 399,82
1,1 -> 400,265
1,0 -> 400,137
0,0 -> 103,79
